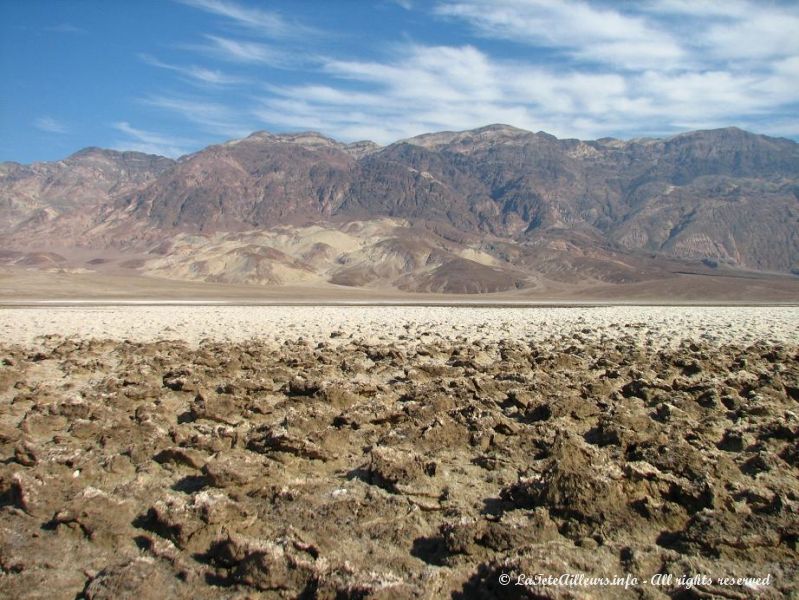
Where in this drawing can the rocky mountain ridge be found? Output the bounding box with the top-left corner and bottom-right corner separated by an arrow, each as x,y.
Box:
1,125 -> 797,293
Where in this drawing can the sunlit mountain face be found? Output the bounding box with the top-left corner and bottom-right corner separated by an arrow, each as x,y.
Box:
2,125 -> 798,294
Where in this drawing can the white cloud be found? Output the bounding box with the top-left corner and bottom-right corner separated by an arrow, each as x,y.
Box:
175,0 -> 304,37
253,45 -> 620,142
142,95 -> 253,138
638,70 -> 783,120
325,45 -> 502,104
139,1 -> 799,145
44,23 -> 86,34
435,0 -> 685,70
112,122 -> 196,157
250,37 -> 799,143
741,117 -> 799,138
436,0 -> 799,70
643,0 -> 751,17
34,116 -> 68,134
195,34 -> 288,65
702,11 -> 799,61
139,53 -> 245,85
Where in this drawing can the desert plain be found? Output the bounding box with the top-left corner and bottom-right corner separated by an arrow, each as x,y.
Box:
0,303 -> 798,599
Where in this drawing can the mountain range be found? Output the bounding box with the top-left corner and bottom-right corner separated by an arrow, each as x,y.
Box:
1,124 -> 798,297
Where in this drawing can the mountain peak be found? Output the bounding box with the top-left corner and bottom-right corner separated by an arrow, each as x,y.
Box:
67,146 -> 112,159
343,140 -> 381,159
66,147 -> 170,162
472,123 -> 530,135
670,126 -> 750,140
400,123 -> 533,151
274,131 -> 340,147
663,127 -> 799,155
223,130 -> 352,153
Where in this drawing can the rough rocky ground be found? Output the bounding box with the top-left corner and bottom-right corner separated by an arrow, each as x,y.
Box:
0,308 -> 797,598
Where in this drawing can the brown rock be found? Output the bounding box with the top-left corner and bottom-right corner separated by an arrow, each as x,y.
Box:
154,447 -> 207,470
191,389 -> 242,425
247,426 -> 328,461
84,558 -> 188,600
202,450 -> 265,488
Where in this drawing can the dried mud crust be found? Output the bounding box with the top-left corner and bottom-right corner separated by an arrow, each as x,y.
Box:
0,334 -> 797,599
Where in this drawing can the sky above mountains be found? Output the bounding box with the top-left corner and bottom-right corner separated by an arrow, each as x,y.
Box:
2,0 -> 798,162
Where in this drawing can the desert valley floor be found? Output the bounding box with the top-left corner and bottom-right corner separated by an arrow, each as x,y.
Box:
0,304 -> 797,598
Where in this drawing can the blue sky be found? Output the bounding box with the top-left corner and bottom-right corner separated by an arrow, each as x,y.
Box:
2,0 -> 798,162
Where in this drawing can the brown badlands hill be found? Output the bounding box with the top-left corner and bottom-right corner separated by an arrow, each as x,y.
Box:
1,125 -> 798,299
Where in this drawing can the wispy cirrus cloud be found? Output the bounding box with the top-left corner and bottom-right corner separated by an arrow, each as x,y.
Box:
702,12 -> 799,62
391,0 -> 414,9
201,34 -> 285,64
142,95 -> 254,138
253,45 -> 627,142
436,0 -> 799,69
249,0 -> 799,142
251,32 -> 799,144
112,121 -> 196,157
434,0 -> 685,71
139,53 -> 245,85
44,23 -> 86,34
135,1 -> 310,147
175,0 -> 308,37
34,116 -> 69,134
179,34 -> 297,67
138,0 -> 799,148
638,0 -> 799,66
